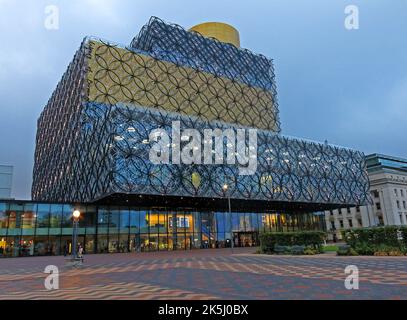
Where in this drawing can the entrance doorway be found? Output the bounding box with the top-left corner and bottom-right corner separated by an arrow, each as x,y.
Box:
233,232 -> 259,247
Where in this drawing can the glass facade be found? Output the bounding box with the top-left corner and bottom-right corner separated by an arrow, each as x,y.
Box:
0,201 -> 325,257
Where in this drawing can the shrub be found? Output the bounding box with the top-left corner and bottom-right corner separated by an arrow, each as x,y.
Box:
259,231 -> 326,254
374,251 -> 388,256
291,245 -> 305,255
401,228 -> 407,248
354,242 -> 375,255
303,247 -> 317,255
373,244 -> 404,256
337,244 -> 351,256
388,250 -> 404,256
274,245 -> 291,254
342,226 -> 407,256
337,245 -> 358,256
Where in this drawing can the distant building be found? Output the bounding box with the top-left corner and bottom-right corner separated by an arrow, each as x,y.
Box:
0,165 -> 13,199
325,154 -> 407,241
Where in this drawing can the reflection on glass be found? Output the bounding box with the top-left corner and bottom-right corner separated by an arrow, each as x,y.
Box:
0,201 -> 327,255
49,204 -> 62,229
0,203 -> 8,231
129,209 -> 140,234
97,208 -> 109,234
85,206 -> 97,235
215,212 -> 225,233
36,204 -> 50,229
22,204 -> 36,230
139,210 -> 148,234
61,204 -> 74,230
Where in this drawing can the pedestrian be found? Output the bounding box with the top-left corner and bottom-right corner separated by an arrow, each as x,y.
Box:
78,244 -> 84,261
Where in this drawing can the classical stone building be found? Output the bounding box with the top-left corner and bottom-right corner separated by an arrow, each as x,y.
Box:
325,153 -> 407,241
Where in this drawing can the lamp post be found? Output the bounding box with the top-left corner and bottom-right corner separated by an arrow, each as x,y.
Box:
72,210 -> 80,259
223,184 -> 234,253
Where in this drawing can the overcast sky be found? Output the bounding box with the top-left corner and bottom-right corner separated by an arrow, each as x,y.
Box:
0,0 -> 406,199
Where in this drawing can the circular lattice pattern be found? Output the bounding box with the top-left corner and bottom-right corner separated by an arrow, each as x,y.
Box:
98,103 -> 370,206
87,40 -> 280,132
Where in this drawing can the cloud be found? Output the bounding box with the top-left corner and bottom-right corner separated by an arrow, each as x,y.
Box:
68,0 -> 123,26
387,78 -> 407,118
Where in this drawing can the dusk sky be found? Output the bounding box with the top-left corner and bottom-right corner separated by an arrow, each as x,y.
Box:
0,0 -> 406,199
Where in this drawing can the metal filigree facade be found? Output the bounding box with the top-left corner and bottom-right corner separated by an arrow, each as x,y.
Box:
87,39 -> 279,131
131,17 -> 278,93
32,17 -> 370,208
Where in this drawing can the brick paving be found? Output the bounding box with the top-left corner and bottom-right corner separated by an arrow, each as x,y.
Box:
0,248 -> 406,299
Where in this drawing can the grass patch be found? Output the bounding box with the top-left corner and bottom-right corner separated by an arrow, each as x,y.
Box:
323,245 -> 339,252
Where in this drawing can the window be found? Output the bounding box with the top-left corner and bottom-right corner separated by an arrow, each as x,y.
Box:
401,189 -> 404,197
250,213 -> 260,231
395,189 -> 398,197
215,212 -> 226,233
49,205 -> 62,229
0,203 -> 8,230
376,202 -> 381,210
36,204 -> 50,233
129,209 -> 140,232
338,210 -> 342,215
339,220 -> 344,228
330,221 -> 335,230
22,204 -> 36,230
61,204 -> 74,228
403,201 -> 406,210
329,210 -> 333,216
348,219 -> 353,228
347,207 -> 351,214
358,219 -> 363,227
397,200 -> 400,209
356,206 -> 360,212
372,190 -> 379,198
169,216 -> 190,228
139,210 -> 148,234
8,204 -> 23,230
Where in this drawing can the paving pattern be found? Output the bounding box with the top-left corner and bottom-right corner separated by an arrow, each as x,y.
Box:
0,248 -> 406,300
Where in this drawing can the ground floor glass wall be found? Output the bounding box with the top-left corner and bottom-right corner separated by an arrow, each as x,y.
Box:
0,202 -> 326,257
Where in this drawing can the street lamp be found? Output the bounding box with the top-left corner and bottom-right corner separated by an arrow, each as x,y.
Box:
72,210 -> 80,259
223,184 -> 234,253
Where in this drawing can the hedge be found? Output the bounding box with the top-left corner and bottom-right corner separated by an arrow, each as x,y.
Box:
259,231 -> 326,254
341,226 -> 407,255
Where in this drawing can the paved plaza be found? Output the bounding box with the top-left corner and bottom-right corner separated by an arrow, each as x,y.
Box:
0,248 -> 406,300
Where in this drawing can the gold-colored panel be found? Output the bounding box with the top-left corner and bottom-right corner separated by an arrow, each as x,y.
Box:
189,22 -> 240,47
87,41 -> 278,131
